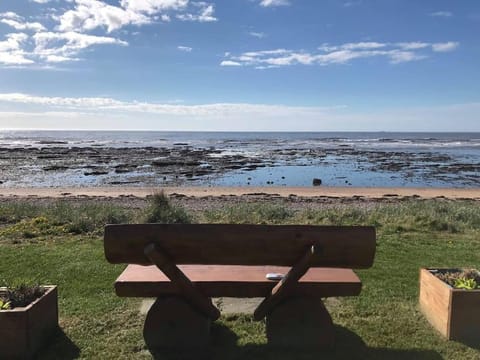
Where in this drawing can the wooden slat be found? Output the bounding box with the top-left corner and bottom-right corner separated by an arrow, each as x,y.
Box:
253,245 -> 318,320
144,244 -> 220,320
104,224 -> 375,268
115,264 -> 362,298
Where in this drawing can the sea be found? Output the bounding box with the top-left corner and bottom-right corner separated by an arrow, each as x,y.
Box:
0,131 -> 479,188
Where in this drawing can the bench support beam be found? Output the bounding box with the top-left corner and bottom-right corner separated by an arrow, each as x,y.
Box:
144,243 -> 220,321
254,244 -> 320,320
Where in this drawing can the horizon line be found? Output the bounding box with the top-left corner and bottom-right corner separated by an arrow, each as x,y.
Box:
1,129 -> 479,133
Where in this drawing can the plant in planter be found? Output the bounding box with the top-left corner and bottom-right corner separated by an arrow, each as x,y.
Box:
419,268 -> 480,344
0,282 -> 58,359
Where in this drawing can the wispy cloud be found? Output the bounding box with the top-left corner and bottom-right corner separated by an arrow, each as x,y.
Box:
176,2 -> 217,22
220,60 -> 242,66
431,41 -> 458,52
259,0 -> 290,7
0,12 -> 46,32
0,92 -> 341,117
430,11 -> 453,18
177,45 -> 192,52
222,41 -> 459,69
0,29 -> 127,66
33,31 -> 128,63
1,93 -> 478,132
249,31 -> 266,39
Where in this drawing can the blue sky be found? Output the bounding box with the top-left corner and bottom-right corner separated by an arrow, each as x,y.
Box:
0,0 -> 479,131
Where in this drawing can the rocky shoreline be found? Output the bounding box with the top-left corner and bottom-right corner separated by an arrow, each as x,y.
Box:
0,144 -> 478,187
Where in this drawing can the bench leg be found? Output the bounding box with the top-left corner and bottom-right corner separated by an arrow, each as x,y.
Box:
143,296 -> 212,351
266,296 -> 335,348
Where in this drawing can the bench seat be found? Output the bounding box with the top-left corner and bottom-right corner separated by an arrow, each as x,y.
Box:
115,264 -> 362,298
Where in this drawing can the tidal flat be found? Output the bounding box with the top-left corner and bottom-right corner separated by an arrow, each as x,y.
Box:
1,131 -> 479,188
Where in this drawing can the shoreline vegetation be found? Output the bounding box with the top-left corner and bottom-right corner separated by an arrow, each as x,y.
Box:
0,191 -> 479,358
0,185 -> 479,200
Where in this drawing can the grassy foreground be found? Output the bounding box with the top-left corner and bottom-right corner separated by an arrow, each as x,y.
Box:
0,196 -> 479,359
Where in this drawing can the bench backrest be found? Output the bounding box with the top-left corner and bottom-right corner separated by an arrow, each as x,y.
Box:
104,224 -> 376,269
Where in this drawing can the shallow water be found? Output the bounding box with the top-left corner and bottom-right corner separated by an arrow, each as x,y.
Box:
0,131 -> 478,188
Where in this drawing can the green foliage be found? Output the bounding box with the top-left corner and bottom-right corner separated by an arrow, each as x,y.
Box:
454,277 -> 478,290
143,191 -> 192,224
0,298 -> 11,310
436,268 -> 480,289
204,203 -> 293,224
0,201 -> 132,241
0,281 -> 46,309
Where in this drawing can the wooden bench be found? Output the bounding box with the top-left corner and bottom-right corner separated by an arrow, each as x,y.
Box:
104,224 -> 376,349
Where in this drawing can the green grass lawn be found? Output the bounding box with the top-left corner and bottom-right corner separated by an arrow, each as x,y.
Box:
0,197 -> 479,359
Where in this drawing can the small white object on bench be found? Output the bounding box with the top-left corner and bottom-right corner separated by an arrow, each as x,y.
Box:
266,273 -> 284,281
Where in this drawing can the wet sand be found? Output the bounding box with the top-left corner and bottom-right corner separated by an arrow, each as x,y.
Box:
0,186 -> 479,200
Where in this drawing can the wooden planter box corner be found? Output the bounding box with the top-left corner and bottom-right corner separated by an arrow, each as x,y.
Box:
0,285 -> 58,359
419,268 -> 480,343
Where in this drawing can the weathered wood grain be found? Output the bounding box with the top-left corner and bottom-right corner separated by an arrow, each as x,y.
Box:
144,244 -> 220,320
105,224 -> 376,268
0,286 -> 58,359
419,268 -> 480,343
253,245 -> 318,320
419,269 -> 452,338
115,264 -> 362,298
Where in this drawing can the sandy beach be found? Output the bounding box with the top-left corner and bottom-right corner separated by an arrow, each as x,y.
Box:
0,186 -> 479,200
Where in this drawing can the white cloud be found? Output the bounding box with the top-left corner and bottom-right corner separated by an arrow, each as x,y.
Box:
56,0 -> 216,33
341,42 -> 385,50
0,29 -> 128,66
223,41 -> 459,68
31,0 -> 53,3
120,0 -> 188,14
1,18 -> 46,32
0,33 -> 34,65
249,31 -> 266,39
220,60 -> 242,66
0,12 -> 46,32
259,0 -> 290,7
388,50 -> 426,64
33,31 -> 128,62
430,11 -> 453,18
176,2 -> 217,22
1,93 -> 479,131
177,45 -> 192,52
56,0 -> 151,33
432,41 -> 459,52
0,0 -> 217,68
0,92 -> 340,118
396,42 -> 429,50
0,12 -> 23,21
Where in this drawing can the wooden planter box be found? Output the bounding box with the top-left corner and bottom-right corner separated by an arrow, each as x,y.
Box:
419,268 -> 480,343
0,285 -> 58,359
